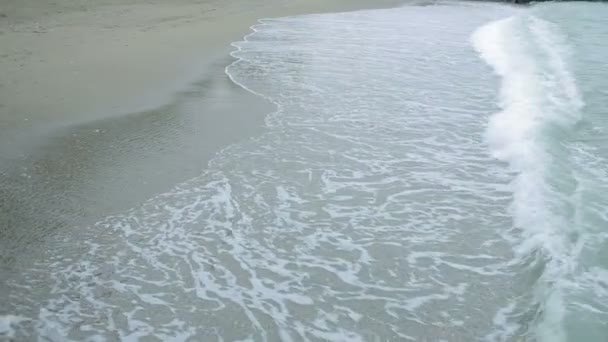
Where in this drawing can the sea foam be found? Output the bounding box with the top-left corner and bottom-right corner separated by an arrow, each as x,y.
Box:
472,14 -> 584,342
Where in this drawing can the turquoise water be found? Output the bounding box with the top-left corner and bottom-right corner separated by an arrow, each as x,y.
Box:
2,1 -> 608,341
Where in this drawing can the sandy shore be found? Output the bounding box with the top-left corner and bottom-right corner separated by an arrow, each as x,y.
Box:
0,0 -> 403,261
0,0 -> 402,134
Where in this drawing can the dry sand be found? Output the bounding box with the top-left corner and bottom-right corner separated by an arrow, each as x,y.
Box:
0,0 -> 402,133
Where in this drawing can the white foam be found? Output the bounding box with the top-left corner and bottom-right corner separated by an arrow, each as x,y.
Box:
472,14 -> 584,342
0,315 -> 29,339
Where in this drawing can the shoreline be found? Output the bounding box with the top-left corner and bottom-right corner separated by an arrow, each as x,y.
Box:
0,0 -> 404,261
0,0 -> 405,134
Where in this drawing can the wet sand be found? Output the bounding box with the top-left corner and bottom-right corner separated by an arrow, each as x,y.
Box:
0,0 -> 402,263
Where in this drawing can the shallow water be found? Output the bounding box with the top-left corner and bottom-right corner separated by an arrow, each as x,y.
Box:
2,1 -> 608,341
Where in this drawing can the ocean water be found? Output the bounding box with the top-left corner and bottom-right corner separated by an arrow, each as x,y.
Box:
2,1 -> 608,341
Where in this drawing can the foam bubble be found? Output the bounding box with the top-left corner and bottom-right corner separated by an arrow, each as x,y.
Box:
0,315 -> 29,339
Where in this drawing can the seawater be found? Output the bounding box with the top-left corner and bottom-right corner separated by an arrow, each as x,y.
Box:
2,2 -> 608,341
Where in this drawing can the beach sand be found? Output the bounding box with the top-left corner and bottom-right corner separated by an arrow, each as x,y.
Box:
0,0 -> 402,135
0,0 -> 402,262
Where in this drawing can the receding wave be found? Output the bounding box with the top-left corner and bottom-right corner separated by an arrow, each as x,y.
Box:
3,3 -> 523,341
7,2 -> 608,342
